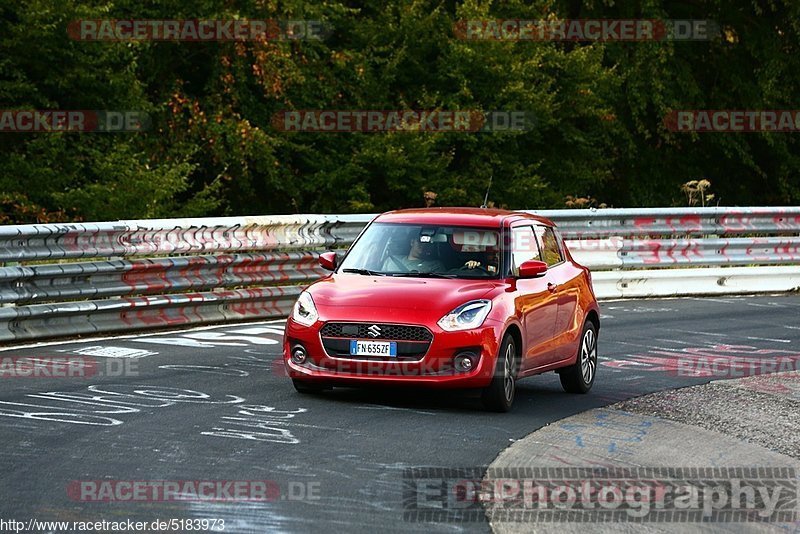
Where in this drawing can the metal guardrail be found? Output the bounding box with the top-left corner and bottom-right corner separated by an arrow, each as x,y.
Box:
0,253 -> 324,304
533,206 -> 800,238
0,214 -> 371,262
0,207 -> 798,342
567,236 -> 800,269
590,266 -> 800,300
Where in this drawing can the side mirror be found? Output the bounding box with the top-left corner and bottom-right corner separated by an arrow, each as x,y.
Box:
319,251 -> 337,271
518,260 -> 548,278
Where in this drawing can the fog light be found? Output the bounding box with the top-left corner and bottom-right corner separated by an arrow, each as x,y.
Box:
454,352 -> 478,373
291,345 -> 307,365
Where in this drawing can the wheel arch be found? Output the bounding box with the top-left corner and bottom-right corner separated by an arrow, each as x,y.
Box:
585,309 -> 600,332
503,323 -> 523,362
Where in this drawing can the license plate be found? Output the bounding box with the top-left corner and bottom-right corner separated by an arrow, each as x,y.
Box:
349,340 -> 397,357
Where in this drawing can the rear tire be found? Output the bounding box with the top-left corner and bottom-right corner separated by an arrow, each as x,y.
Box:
292,379 -> 330,394
559,321 -> 598,394
481,334 -> 518,412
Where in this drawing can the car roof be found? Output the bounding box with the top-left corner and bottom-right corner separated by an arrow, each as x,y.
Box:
374,207 -> 555,228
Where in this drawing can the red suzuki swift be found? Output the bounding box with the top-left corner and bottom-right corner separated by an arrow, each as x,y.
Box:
284,208 -> 600,411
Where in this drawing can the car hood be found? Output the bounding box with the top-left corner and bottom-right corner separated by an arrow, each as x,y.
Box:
308,274 -> 503,317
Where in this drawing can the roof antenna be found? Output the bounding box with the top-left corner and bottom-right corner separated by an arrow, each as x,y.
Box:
480,174 -> 493,208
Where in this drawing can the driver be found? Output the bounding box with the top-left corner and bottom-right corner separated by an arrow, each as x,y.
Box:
383,236 -> 444,272
463,249 -> 499,273
383,237 -> 497,273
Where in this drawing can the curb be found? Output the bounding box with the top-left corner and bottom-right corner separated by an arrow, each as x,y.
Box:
484,371 -> 800,533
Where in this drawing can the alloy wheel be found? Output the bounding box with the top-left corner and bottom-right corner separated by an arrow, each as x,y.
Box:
503,343 -> 515,401
580,328 -> 597,384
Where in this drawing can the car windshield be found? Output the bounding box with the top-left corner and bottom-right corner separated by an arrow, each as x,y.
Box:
338,222 -> 502,278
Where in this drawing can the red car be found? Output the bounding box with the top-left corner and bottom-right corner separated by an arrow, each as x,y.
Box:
283,208 -> 600,411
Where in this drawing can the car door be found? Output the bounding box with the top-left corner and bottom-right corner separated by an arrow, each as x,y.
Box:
510,224 -> 559,372
534,225 -> 582,363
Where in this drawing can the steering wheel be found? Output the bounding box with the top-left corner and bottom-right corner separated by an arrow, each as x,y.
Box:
451,263 -> 491,274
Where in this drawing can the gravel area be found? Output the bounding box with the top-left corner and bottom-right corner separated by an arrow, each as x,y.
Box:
613,372 -> 800,460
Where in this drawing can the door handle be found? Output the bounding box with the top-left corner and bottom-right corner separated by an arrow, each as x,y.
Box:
547,282 -> 558,293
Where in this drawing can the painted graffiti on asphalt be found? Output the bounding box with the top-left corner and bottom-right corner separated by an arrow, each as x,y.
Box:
0,385 -> 307,445
203,404 -> 308,444
134,325 -> 285,349
602,344 -> 800,378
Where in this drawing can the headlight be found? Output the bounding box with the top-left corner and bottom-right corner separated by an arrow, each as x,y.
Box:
437,300 -> 492,331
291,291 -> 319,326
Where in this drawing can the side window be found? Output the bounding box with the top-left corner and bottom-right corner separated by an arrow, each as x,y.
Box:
534,226 -> 563,267
510,226 -> 542,276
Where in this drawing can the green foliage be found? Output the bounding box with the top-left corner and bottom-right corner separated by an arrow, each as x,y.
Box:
0,0 -> 798,223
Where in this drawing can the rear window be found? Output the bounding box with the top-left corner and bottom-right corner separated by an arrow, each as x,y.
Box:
534,226 -> 563,266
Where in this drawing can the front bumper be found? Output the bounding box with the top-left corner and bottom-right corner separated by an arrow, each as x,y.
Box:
283,318 -> 502,389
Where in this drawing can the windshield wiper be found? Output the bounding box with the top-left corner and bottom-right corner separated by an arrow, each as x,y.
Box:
391,272 -> 458,279
341,268 -> 387,276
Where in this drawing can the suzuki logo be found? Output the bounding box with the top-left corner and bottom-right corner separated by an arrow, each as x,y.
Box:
367,325 -> 382,338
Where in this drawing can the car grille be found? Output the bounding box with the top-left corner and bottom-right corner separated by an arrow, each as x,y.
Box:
320,322 -> 433,342
319,322 -> 433,361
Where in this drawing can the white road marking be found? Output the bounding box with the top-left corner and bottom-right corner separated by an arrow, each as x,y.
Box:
134,337 -> 247,348
158,365 -> 250,377
0,319 -> 286,352
227,326 -> 285,336
184,332 -> 279,345
670,328 -> 790,343
744,301 -> 788,308
669,329 -> 729,338
134,329 -> 282,349
688,297 -> 737,304
204,406 -> 309,444
654,338 -> 696,346
62,346 -> 158,359
744,336 -> 791,343
605,340 -> 671,351
0,385 -> 252,427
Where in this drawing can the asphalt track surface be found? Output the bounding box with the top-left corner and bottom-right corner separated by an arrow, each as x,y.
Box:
1,295 -> 799,533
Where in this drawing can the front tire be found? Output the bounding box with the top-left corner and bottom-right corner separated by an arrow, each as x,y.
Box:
481,334 -> 518,412
559,321 -> 598,393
